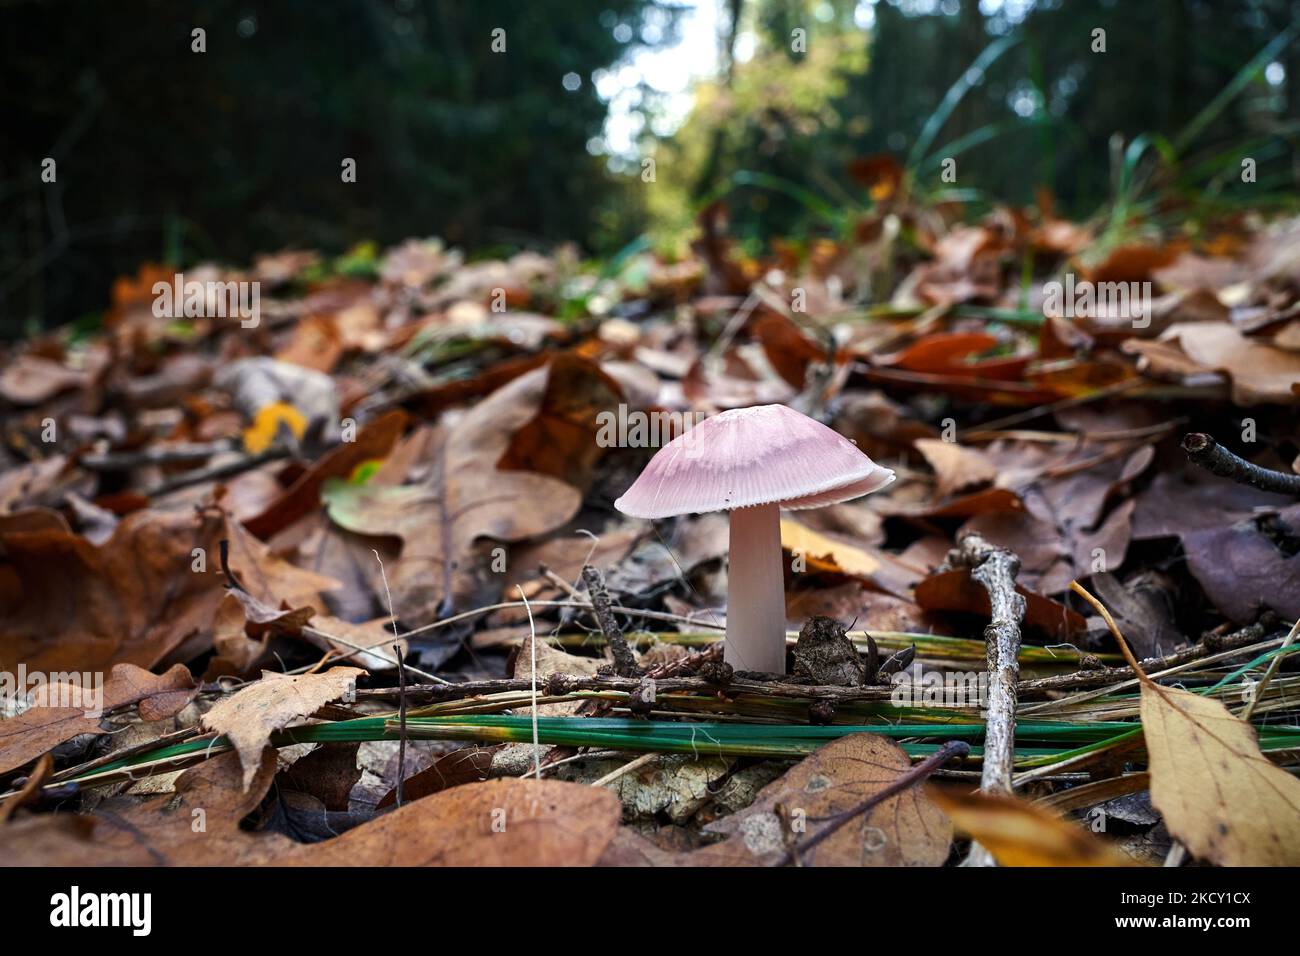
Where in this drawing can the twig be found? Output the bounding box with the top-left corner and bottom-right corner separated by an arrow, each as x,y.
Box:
393,642 -> 408,809
144,445 -> 291,497
590,752 -> 660,788
398,599 -> 726,640
1019,617 -> 1278,700
357,673 -> 900,705
1181,432 -> 1300,497
519,586 -> 542,780
781,740 -> 970,866
78,440 -> 236,471
580,565 -> 640,677
944,531 -> 1024,868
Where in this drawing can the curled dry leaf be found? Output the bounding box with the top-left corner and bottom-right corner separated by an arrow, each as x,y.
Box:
1157,322 -> 1300,405
780,518 -> 923,599
0,508 -> 337,674
0,663 -> 195,775
929,787 -> 1138,866
200,666 -> 365,790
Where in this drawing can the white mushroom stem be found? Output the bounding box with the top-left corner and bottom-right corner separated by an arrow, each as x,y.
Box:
725,502 -> 787,674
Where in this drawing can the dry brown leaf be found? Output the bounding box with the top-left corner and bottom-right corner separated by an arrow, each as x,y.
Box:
0,355 -> 89,405
0,750 -> 292,866
0,508 -> 337,673
290,777 -> 621,866
0,663 -> 195,775
914,567 -> 1085,638
321,365 -> 583,624
377,746 -> 498,809
780,518 -> 922,598
1141,682 -> 1300,865
1159,322 -> 1300,405
8,737 -> 611,869
242,409 -> 409,539
200,667 -> 364,790
700,734 -> 952,866
914,438 -> 997,499
497,353 -> 625,491
930,787 -> 1138,866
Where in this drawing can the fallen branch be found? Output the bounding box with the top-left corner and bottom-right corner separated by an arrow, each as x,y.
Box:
1019,616 -> 1279,697
943,531 -> 1024,868
1181,432 -> 1300,497
145,445 -> 291,497
581,565 -> 639,677
358,672 -> 899,705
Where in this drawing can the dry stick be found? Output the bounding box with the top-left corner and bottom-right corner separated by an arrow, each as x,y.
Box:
79,440 -> 236,471
399,599 -> 724,640
1020,617 -> 1279,702
580,565 -> 640,677
393,642 -> 408,809
357,673 -> 901,705
781,740 -> 970,866
1181,432 -> 1300,497
518,586 -> 542,781
944,531 -> 1025,868
589,751 -> 660,788
144,445 -> 291,497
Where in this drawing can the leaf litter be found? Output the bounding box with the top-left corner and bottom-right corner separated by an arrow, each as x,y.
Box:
2,185 -> 1300,868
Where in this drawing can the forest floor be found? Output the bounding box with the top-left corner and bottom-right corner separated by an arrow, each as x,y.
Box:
2,192 -> 1299,867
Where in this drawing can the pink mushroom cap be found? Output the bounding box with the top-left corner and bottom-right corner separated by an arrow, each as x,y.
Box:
614,404 -> 895,519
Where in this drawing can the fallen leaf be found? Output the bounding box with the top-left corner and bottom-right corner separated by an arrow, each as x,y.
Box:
780,518 -> 923,598
200,667 -> 364,790
914,568 -> 1085,638
497,353 -> 625,491
377,746 -> 497,809
321,366 -> 583,624
291,777 -> 622,866
0,508 -> 331,673
929,787 -> 1138,866
1159,322 -> 1300,405
700,734 -> 952,866
1141,681 -> 1300,865
914,438 -> 998,499
0,664 -> 195,775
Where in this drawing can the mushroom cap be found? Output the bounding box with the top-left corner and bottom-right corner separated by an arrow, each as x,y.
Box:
614,404 -> 895,519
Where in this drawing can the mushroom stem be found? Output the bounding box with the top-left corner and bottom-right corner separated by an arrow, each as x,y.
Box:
726,503 -> 787,674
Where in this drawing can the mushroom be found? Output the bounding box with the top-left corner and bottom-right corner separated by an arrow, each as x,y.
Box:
614,404 -> 894,674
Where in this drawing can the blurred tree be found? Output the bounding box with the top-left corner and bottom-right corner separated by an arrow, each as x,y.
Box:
0,0 -> 676,334
651,0 -> 1298,253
